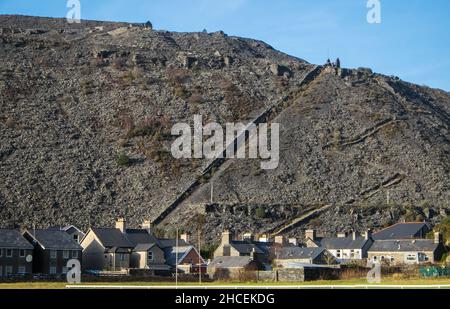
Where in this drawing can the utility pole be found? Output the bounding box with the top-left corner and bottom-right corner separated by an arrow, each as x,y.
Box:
198,229 -> 202,285
175,228 -> 179,288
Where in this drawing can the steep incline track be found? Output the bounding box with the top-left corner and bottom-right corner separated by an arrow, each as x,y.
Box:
153,65 -> 323,226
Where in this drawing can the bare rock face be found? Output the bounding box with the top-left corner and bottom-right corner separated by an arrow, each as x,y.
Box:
0,16 -> 449,240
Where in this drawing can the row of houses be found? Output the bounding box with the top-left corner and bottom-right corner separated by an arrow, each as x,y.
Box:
0,219 -> 204,278
208,222 -> 447,277
0,220 -> 447,279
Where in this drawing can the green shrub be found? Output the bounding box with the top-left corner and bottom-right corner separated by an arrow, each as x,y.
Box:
174,85 -> 190,99
255,207 -> 266,219
117,153 -> 131,167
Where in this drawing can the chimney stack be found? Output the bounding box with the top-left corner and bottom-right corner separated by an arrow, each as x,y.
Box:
274,235 -> 287,246
434,232 -> 443,244
242,232 -> 254,242
305,229 -> 316,241
115,218 -> 126,233
181,232 -> 190,244
337,232 -> 347,238
141,220 -> 153,235
363,229 -> 372,240
352,231 -> 357,241
222,230 -> 232,245
288,238 -> 298,246
258,234 -> 269,243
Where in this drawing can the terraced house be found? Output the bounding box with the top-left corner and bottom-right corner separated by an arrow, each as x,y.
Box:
81,219 -> 205,273
0,229 -> 34,277
23,229 -> 83,275
368,232 -> 446,265
305,230 -> 373,262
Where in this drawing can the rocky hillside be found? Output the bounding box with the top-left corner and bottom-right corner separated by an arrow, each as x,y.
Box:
0,16 -> 449,241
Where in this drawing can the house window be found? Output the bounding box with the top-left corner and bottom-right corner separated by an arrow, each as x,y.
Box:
5,266 -> 13,276
406,254 -> 416,261
336,250 -> 341,258
50,250 -> 57,259
63,250 -> 70,259
148,251 -> 154,261
6,249 -> 13,257
62,267 -> 68,274
18,266 -> 26,274
373,256 -> 377,261
0,249 -> 2,257
72,251 -> 78,258
73,235 -> 79,242
19,249 -> 25,257
49,267 -> 57,274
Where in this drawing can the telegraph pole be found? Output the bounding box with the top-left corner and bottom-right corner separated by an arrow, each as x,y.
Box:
198,229 -> 202,285
175,228 -> 179,288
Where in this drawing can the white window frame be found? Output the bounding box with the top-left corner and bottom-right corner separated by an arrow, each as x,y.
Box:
50,250 -> 57,259
62,266 -> 68,274
148,251 -> 154,261
63,250 -> 70,259
19,249 -> 25,257
18,266 -> 26,274
49,266 -> 57,274
72,251 -> 78,258
6,249 -> 13,257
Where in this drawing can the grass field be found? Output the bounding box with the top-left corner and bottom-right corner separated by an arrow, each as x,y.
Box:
1,278 -> 450,289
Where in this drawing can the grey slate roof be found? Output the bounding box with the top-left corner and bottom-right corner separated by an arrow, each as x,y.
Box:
125,229 -> 159,246
133,243 -> 157,252
209,256 -> 254,269
26,229 -> 82,250
0,229 -> 33,249
230,241 -> 264,254
275,247 -> 325,260
318,236 -> 370,250
372,223 -> 431,240
158,238 -> 189,248
369,239 -> 439,252
91,228 -> 134,248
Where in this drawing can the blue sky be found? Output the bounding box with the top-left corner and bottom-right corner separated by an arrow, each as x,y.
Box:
1,0 -> 449,91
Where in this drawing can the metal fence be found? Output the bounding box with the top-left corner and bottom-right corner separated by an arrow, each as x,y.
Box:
419,266 -> 450,278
